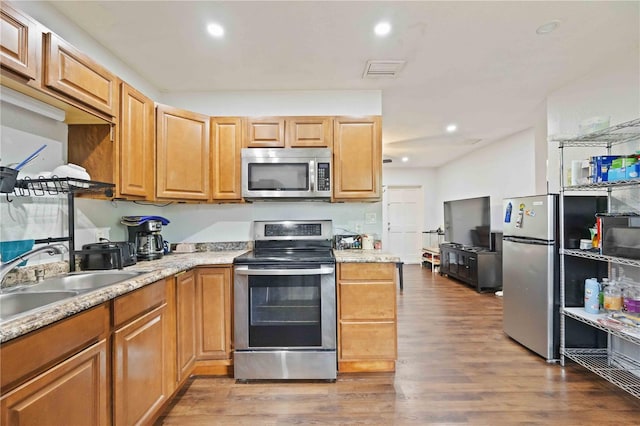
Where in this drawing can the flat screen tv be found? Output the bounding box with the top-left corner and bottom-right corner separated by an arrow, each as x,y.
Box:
443,196 -> 491,248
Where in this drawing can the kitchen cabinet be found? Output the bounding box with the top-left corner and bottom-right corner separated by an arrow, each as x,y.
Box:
243,117 -> 285,147
113,279 -> 172,426
156,104 -> 210,201
194,267 -> 233,375
333,116 -> 382,201
175,270 -> 197,386
285,116 -> 333,148
211,117 -> 243,201
0,304 -> 110,425
119,82 -> 155,200
439,243 -> 502,293
0,2 -> 38,81
554,118 -> 640,399
337,262 -> 397,372
43,32 -> 117,119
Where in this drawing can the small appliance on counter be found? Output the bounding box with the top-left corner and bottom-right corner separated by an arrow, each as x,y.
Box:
79,241 -> 136,270
121,216 -> 170,261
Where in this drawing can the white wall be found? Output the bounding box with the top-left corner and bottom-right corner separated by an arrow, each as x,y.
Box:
435,128 -> 538,232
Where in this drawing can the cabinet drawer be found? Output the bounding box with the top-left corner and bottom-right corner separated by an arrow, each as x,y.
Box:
1,303 -> 109,393
339,282 -> 395,320
113,280 -> 166,328
339,263 -> 395,281
339,322 -> 397,360
43,32 -> 117,117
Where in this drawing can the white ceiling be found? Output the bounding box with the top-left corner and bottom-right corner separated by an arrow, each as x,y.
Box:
47,1 -> 639,168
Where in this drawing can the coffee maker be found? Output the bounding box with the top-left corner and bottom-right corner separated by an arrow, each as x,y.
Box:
122,216 -> 169,261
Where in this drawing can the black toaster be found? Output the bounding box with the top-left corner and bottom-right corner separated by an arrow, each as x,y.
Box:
80,241 -> 137,270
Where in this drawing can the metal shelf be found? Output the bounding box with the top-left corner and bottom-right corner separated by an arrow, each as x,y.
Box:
562,179 -> 640,191
563,348 -> 640,398
550,118 -> 640,148
563,307 -> 640,345
562,249 -> 640,268
14,177 -> 114,197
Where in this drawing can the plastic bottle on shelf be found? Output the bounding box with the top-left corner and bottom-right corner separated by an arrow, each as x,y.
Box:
584,278 -> 600,314
599,278 -> 609,310
603,280 -> 623,312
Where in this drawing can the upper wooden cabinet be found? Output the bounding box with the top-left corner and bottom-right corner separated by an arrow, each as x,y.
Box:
156,104 -> 210,200
211,117 -> 243,201
43,32 -> 117,118
286,116 -> 333,148
0,2 -> 38,80
333,116 -> 382,201
243,117 -> 285,147
120,82 -> 155,200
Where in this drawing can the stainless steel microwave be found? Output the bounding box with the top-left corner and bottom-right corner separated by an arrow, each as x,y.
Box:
241,148 -> 331,200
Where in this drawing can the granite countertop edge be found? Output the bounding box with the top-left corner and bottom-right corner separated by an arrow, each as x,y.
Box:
0,251 -> 247,343
1,249 -> 401,343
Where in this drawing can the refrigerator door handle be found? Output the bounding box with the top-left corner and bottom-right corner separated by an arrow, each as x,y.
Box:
503,236 -> 555,245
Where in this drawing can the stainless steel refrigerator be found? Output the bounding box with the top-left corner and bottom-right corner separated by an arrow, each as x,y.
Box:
502,194 -> 559,361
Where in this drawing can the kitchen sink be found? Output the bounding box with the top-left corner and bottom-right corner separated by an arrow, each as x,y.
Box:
0,291 -> 79,321
18,270 -> 144,293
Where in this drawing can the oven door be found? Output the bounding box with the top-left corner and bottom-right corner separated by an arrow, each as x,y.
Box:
234,264 -> 336,351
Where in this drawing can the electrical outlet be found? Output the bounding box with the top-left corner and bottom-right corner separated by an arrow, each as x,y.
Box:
365,212 -> 376,224
95,229 -> 107,242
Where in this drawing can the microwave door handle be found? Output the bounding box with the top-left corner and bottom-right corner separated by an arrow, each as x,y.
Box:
309,160 -> 315,192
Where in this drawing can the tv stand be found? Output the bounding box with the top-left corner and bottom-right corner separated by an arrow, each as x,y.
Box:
439,243 -> 502,293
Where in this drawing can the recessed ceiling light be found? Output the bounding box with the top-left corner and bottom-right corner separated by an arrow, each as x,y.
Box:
536,20 -> 561,35
401,157 -> 409,163
446,124 -> 457,133
374,21 -> 391,37
207,23 -> 224,38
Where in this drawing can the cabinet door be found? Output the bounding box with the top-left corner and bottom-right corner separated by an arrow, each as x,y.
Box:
285,117 -> 333,148
120,83 -> 155,199
458,252 -> 470,280
1,340 -> 109,426
0,3 -> 38,80
211,117 -> 242,201
156,104 -> 210,200
243,117 -> 285,147
333,116 -> 382,200
195,267 -> 232,360
113,304 -> 170,426
43,33 -> 117,117
175,270 -> 196,384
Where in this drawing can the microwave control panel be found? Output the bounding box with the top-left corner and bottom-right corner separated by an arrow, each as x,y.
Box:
317,163 -> 331,191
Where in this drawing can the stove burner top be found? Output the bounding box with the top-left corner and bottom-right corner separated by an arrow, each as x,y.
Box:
234,248 -> 335,264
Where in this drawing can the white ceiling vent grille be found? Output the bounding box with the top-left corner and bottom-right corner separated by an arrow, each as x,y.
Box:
362,60 -> 406,79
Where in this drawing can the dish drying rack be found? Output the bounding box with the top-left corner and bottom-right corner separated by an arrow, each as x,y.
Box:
5,177 -> 115,272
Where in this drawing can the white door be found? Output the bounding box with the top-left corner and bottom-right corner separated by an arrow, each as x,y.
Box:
383,186 -> 423,264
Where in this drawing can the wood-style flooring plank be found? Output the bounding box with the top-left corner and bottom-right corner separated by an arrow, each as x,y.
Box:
156,265 -> 640,425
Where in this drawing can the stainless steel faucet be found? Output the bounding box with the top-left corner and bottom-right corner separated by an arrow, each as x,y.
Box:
0,244 -> 68,284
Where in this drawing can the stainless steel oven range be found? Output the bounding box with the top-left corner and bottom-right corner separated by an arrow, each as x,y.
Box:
233,220 -> 336,380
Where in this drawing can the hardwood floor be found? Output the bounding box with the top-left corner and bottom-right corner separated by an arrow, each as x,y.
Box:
156,265 -> 640,425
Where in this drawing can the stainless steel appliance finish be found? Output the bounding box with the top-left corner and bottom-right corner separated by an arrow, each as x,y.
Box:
502,194 -> 559,360
233,220 -> 336,380
241,148 -> 331,200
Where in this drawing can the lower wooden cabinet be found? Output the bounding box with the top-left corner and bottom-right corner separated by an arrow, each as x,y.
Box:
337,262 -> 397,372
112,280 -> 172,426
194,267 -> 233,374
175,270 -> 197,385
1,339 -> 109,426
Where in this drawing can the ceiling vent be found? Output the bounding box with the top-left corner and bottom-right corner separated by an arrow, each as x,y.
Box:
362,60 -> 406,79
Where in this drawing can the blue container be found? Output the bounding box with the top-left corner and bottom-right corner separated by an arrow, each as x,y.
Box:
584,278 -> 600,314
0,239 -> 35,267
592,156 -> 620,182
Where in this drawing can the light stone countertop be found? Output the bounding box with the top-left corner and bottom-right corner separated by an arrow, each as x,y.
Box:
333,249 -> 401,263
1,248 -> 401,343
0,251 -> 247,343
